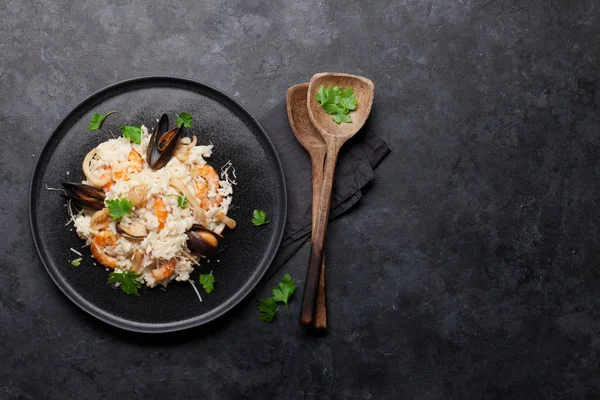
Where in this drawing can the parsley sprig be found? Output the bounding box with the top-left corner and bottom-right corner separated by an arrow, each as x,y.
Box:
176,112 -> 193,128
257,273 -> 296,323
199,271 -> 215,294
258,298 -> 278,322
105,198 -> 133,219
120,125 -> 142,144
315,85 -> 357,124
108,270 -> 142,296
89,111 -> 118,131
252,209 -> 269,226
272,273 -> 296,313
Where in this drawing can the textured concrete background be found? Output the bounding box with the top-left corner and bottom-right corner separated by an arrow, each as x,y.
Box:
2,0 -> 600,398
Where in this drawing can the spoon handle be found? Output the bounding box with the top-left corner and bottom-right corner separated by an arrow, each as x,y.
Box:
300,145 -> 340,326
310,151 -> 327,330
314,257 -> 327,330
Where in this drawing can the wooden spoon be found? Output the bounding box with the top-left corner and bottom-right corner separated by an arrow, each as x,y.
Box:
299,73 -> 375,326
286,83 -> 328,330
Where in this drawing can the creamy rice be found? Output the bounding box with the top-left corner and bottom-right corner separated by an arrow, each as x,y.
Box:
73,125 -> 234,288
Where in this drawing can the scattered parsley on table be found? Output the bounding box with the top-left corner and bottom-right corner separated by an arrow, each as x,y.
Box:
272,273 -> 296,313
258,273 -> 296,322
257,298 -> 278,322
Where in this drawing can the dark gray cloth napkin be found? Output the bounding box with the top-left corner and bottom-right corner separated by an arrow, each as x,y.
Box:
257,101 -> 390,276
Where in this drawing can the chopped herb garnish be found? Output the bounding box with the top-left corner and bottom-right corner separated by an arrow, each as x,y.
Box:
105,198 -> 133,220
257,297 -> 278,322
89,111 -> 118,131
315,85 -> 357,124
166,194 -> 188,209
252,209 -> 269,226
71,257 -> 82,267
178,196 -> 189,209
272,273 -> 296,313
120,125 -> 142,144
199,271 -> 215,294
176,112 -> 193,129
108,270 -> 142,296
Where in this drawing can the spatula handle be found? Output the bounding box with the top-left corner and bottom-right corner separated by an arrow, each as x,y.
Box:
300,146 -> 340,327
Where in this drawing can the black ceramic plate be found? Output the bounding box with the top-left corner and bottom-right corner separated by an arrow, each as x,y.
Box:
29,77 -> 286,333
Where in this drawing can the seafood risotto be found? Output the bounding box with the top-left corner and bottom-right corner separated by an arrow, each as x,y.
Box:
62,113 -> 236,288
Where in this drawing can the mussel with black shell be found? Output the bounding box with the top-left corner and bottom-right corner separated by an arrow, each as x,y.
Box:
147,113 -> 183,170
61,182 -> 105,211
186,224 -> 221,260
116,220 -> 148,240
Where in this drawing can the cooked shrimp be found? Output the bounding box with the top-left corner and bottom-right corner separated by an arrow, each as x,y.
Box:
113,150 -> 143,181
90,231 -> 118,268
152,258 -> 176,281
192,164 -> 223,210
154,197 -> 167,231
128,149 -> 143,171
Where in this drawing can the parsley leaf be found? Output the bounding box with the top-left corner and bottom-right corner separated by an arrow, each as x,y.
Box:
315,85 -> 329,105
339,88 -> 357,111
108,270 -> 142,296
323,103 -> 343,115
257,297 -> 278,322
177,196 -> 188,209
199,271 -> 215,294
176,112 -> 193,128
272,273 -> 296,313
105,198 -> 133,219
315,85 -> 341,106
166,194 -> 188,209
71,257 -> 82,267
89,111 -> 118,131
120,125 -> 142,144
315,85 -> 358,124
252,209 -> 269,226
332,113 -> 352,124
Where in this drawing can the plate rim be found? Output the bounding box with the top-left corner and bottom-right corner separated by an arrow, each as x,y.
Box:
28,75 -> 287,333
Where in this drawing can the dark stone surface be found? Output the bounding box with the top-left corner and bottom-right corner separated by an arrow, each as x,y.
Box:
1,0 -> 600,398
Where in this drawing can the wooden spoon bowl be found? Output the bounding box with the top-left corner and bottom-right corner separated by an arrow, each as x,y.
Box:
287,83 -> 327,152
307,72 -> 375,141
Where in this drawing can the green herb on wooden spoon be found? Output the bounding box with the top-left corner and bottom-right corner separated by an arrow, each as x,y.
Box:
315,85 -> 357,124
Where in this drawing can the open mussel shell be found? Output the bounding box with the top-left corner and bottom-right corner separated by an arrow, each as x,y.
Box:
147,114 -> 183,170
61,182 -> 105,210
116,220 -> 148,240
186,224 -> 221,259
